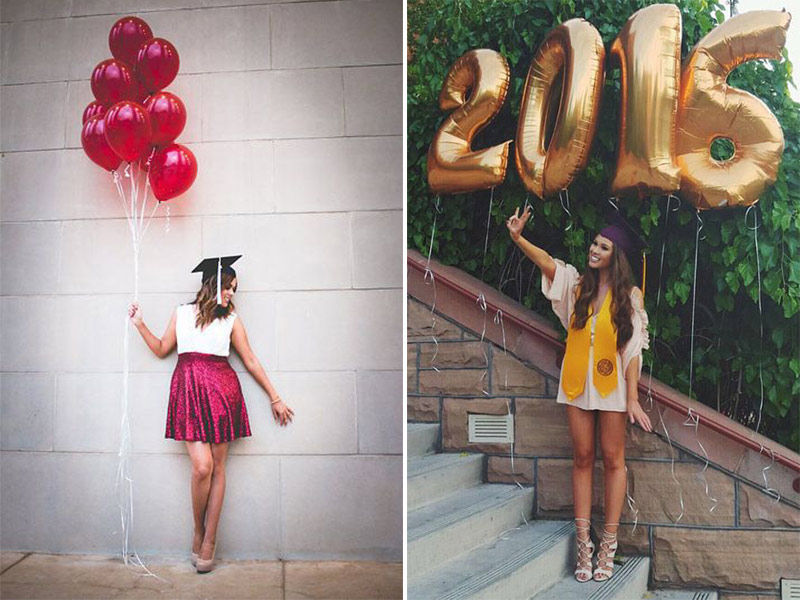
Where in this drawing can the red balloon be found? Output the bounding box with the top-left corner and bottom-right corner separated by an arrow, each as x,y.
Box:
149,143 -> 197,201
109,16 -> 153,66
136,38 -> 180,92
82,100 -> 107,124
105,101 -> 152,162
91,59 -> 137,106
82,114 -> 122,171
144,91 -> 186,146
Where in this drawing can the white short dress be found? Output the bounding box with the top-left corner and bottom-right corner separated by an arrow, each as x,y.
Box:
542,259 -> 649,412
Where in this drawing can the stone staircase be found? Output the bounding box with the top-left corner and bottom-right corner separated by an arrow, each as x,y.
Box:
407,423 -> 719,600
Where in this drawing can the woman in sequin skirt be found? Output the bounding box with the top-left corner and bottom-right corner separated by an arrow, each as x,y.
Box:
128,255 -> 294,573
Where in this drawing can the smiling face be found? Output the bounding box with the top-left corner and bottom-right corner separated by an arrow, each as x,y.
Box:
588,234 -> 614,270
220,277 -> 237,307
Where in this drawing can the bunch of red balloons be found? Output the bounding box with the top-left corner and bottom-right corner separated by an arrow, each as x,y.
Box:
80,16 -> 197,202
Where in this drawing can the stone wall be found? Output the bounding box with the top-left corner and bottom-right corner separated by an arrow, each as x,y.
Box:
0,0 -> 403,561
408,296 -> 800,593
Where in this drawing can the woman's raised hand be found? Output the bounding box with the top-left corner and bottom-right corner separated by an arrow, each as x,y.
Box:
271,399 -> 295,427
506,205 -> 532,241
128,302 -> 143,326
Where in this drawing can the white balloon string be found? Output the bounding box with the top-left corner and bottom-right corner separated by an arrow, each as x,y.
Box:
646,194 -> 685,523
114,157 -> 166,582
480,187 -> 494,282
645,194 -> 676,409
655,402 -> 685,523
425,196 -> 441,372
683,408 -> 718,513
608,196 -> 619,212
688,210 -> 703,400
745,205 -> 766,434
476,189 -> 494,394
165,204 -> 171,233
505,399 -> 525,492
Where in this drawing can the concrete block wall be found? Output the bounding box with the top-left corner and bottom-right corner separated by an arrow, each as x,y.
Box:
0,0 -> 403,560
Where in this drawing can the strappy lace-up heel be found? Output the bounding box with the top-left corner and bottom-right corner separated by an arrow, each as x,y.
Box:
574,518 -> 594,582
593,524 -> 619,581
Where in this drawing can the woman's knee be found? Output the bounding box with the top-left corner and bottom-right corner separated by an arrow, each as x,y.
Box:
573,447 -> 595,470
601,450 -> 625,473
192,457 -> 214,479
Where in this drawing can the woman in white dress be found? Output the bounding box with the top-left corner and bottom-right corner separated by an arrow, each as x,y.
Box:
128,255 -> 294,573
506,207 -> 652,583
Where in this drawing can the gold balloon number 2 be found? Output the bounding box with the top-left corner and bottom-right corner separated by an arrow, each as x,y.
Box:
426,8 -> 791,210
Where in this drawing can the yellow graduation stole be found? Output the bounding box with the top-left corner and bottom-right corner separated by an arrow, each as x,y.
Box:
562,290 -> 618,400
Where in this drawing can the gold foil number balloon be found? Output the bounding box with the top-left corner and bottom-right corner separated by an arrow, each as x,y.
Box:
427,49 -> 511,194
610,4 -> 682,197
676,11 -> 791,209
516,19 -> 605,198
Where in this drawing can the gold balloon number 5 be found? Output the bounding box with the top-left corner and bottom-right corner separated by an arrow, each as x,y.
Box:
426,8 -> 791,211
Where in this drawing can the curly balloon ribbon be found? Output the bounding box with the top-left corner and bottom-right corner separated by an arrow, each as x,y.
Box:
654,402 -> 685,523
644,194 -> 685,523
744,208 -> 781,504
558,188 -> 573,232
504,398 -> 527,495
424,196 -> 442,372
112,162 -> 166,582
683,408 -> 718,513
608,196 -> 620,212
757,444 -> 781,503
494,309 -> 508,390
624,464 -> 640,534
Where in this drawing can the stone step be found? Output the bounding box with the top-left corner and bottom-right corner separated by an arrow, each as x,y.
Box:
407,452 -> 484,512
408,422 -> 439,458
533,554 -> 650,600
408,520 -> 573,600
641,591 -> 718,600
408,483 -> 535,579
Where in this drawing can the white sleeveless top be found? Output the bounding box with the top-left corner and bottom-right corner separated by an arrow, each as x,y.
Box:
175,304 -> 237,357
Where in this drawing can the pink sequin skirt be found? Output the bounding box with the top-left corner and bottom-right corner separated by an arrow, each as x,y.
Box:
166,352 -> 252,443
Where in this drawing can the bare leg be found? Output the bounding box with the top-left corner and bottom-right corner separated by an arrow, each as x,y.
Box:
567,405 -> 597,581
200,442 -> 229,560
595,411 -> 628,580
185,442 -> 214,555
567,405 -> 597,521
598,411 -> 628,534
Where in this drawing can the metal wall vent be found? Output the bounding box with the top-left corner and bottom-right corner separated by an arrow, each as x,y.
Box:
468,414 -> 513,444
782,579 -> 800,600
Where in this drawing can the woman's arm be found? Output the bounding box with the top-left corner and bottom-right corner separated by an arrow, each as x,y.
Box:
506,206 -> 556,281
128,302 -> 177,359
231,317 -> 294,426
625,356 -> 652,432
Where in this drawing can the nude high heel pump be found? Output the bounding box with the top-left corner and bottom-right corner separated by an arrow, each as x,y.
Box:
196,543 -> 216,574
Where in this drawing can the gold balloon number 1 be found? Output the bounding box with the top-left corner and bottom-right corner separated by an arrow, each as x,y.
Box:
427,8 -> 791,210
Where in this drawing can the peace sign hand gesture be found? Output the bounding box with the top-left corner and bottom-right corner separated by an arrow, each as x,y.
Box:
506,205 -> 532,242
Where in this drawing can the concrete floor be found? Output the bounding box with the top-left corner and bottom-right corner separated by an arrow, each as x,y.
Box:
0,552 -> 403,600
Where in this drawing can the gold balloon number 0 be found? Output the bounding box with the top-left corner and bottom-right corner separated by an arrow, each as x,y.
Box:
427,8 -> 791,210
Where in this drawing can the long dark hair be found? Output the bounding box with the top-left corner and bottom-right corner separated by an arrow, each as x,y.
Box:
572,246 -> 634,351
192,272 -> 237,329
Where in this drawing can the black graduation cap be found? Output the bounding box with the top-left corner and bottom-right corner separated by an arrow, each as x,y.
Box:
599,211 -> 647,263
192,255 -> 241,304
599,212 -> 648,296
